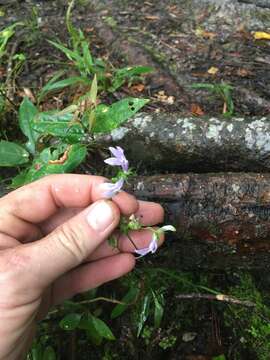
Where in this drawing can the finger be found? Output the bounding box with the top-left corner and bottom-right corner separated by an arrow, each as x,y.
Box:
135,200 -> 164,226
19,200 -> 120,287
52,253 -> 135,305
0,174 -> 107,240
40,192 -> 139,236
88,229 -> 165,261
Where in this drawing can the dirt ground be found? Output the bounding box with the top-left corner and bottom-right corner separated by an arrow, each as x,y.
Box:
2,0 -> 270,116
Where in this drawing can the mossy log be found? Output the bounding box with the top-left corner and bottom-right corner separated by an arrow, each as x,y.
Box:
127,173 -> 270,270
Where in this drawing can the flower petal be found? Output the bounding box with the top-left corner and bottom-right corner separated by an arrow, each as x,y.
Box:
160,225 -> 176,232
134,237 -> 158,258
104,157 -> 122,166
109,146 -> 124,159
102,178 -> 124,198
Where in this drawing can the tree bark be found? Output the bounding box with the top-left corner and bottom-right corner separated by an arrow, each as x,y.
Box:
96,113 -> 270,173
127,173 -> 270,270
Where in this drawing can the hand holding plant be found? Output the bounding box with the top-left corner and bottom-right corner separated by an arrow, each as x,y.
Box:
0,173 -> 165,359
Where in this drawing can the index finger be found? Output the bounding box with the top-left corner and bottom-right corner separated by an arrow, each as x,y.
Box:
0,174 -> 107,224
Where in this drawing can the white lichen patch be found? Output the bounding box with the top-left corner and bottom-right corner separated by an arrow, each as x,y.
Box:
205,118 -> 224,142
245,119 -> 270,153
136,181 -> 145,191
181,118 -> 196,131
232,184 -> 240,193
132,115 -> 152,131
111,127 -> 130,141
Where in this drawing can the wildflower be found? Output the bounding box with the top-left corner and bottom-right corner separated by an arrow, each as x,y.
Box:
134,225 -> 176,258
102,178 -> 124,198
104,146 -> 129,172
134,235 -> 158,257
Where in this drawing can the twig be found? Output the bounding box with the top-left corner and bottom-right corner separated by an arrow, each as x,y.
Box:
176,293 -> 256,308
5,39 -> 20,101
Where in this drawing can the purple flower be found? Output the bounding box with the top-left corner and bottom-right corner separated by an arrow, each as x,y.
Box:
104,146 -> 129,172
134,235 -> 158,257
102,178 -> 124,198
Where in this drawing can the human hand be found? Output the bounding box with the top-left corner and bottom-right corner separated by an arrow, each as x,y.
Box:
0,174 -> 164,359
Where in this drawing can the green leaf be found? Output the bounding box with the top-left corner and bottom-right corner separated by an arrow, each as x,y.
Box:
0,141 -> 29,167
152,290 -> 164,328
111,287 -> 139,319
212,355 -> 226,360
89,74 -> 97,104
80,314 -> 115,341
48,40 -> 81,63
137,295 -> 150,337
59,313 -> 82,331
42,346 -> 56,360
38,76 -> 89,100
89,314 -> 115,340
92,97 -> 149,134
12,144 -> 87,186
82,40 -> 94,74
19,97 -> 39,154
109,66 -> 153,92
37,70 -> 65,102
32,110 -> 85,143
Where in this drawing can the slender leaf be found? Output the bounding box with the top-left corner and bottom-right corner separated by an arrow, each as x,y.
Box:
42,346 -> 56,360
109,66 -> 153,92
19,97 -> 39,154
0,141 -> 29,167
48,40 -> 81,63
111,286 -> 139,319
59,313 -> 82,331
92,97 -> 149,134
38,76 -> 89,99
152,290 -> 164,328
137,295 -> 150,337
38,70 -> 65,102
82,40 -> 94,74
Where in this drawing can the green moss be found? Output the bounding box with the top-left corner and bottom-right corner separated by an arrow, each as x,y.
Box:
224,273 -> 270,360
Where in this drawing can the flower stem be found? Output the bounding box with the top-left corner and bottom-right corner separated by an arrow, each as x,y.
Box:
127,233 -> 138,250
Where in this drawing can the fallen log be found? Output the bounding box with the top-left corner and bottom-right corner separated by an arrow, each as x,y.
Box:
96,113 -> 270,173
127,173 -> 270,270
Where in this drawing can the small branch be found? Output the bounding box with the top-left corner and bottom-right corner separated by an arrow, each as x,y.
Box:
176,293 -> 256,308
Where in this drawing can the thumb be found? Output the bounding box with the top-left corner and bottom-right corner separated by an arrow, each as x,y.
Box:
24,200 -> 120,287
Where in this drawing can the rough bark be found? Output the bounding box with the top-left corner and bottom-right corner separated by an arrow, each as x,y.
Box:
127,173 -> 270,270
95,113 -> 270,173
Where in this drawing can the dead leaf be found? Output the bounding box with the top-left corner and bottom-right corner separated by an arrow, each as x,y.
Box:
155,90 -> 175,104
191,103 -> 204,116
253,31 -> 270,40
130,84 -> 145,92
145,15 -> 160,20
207,66 -> 219,75
236,68 -> 251,77
195,28 -> 216,39
23,88 -> 36,103
48,148 -> 70,165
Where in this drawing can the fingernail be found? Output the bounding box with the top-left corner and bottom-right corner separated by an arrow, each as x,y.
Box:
87,200 -> 114,232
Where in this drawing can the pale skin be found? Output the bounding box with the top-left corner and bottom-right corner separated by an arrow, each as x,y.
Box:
0,174 -> 164,359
